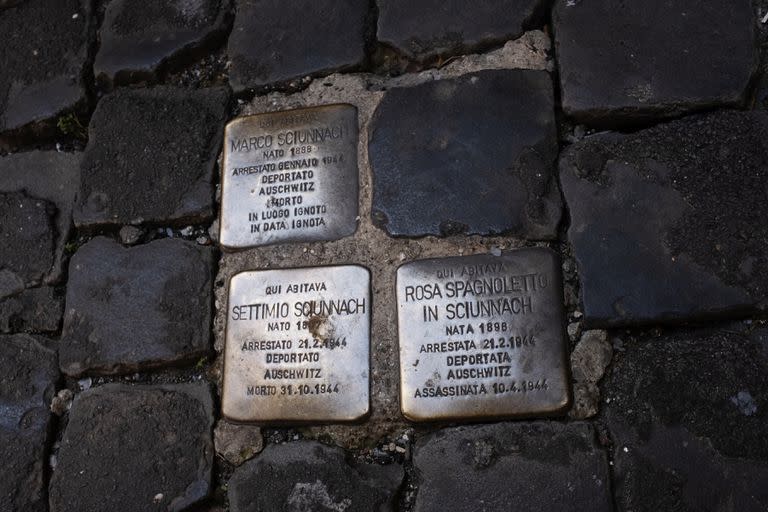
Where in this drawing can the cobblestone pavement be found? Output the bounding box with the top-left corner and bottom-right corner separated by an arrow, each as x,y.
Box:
1,1 -> 767,511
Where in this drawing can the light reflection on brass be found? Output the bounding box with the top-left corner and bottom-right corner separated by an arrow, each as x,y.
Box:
222,265 -> 370,423
219,104 -> 359,250
397,249 -> 570,422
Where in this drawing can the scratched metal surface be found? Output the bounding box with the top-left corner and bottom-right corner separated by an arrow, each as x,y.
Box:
222,265 -> 370,423
219,104 -> 359,249
397,248 -> 570,422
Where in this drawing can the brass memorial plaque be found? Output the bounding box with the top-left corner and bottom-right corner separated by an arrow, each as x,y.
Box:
222,265 -> 370,423
397,249 -> 570,422
219,104 -> 359,249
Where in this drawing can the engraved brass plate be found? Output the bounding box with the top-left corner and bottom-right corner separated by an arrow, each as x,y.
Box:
397,249 -> 570,422
222,265 -> 370,423
219,104 -> 359,249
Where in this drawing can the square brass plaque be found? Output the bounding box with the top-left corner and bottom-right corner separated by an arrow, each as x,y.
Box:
222,265 -> 370,423
219,104 -> 359,249
397,248 -> 570,422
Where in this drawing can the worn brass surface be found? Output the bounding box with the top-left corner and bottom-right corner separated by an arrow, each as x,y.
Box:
219,104 -> 359,249
222,265 -> 370,423
397,249 -> 570,422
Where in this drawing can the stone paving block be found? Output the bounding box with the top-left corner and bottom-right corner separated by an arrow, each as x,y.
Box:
60,237 -> 213,376
553,0 -> 757,126
413,422 -> 613,512
49,383 -> 214,512
377,0 -> 545,62
228,0 -> 367,92
0,287 -> 63,333
0,334 -> 58,512
0,151 -> 82,286
228,441 -> 403,512
0,0 -> 89,133
74,86 -> 229,228
95,0 -> 233,88
369,69 -> 561,238
0,192 -> 56,292
560,110 -> 768,327
604,325 -> 768,512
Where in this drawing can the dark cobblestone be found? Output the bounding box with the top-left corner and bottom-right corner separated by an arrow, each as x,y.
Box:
49,382 -> 214,512
553,0 -> 758,126
0,192 -> 56,290
604,324 -> 768,511
228,0 -> 368,92
228,440 -> 404,512
74,86 -> 229,228
369,69 -> 561,238
377,0 -> 546,63
412,422 -> 613,512
60,237 -> 214,376
560,110 -> 768,327
0,0 -> 90,134
0,151 -> 82,285
95,0 -> 233,88
0,334 -> 58,512
0,286 -> 62,333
